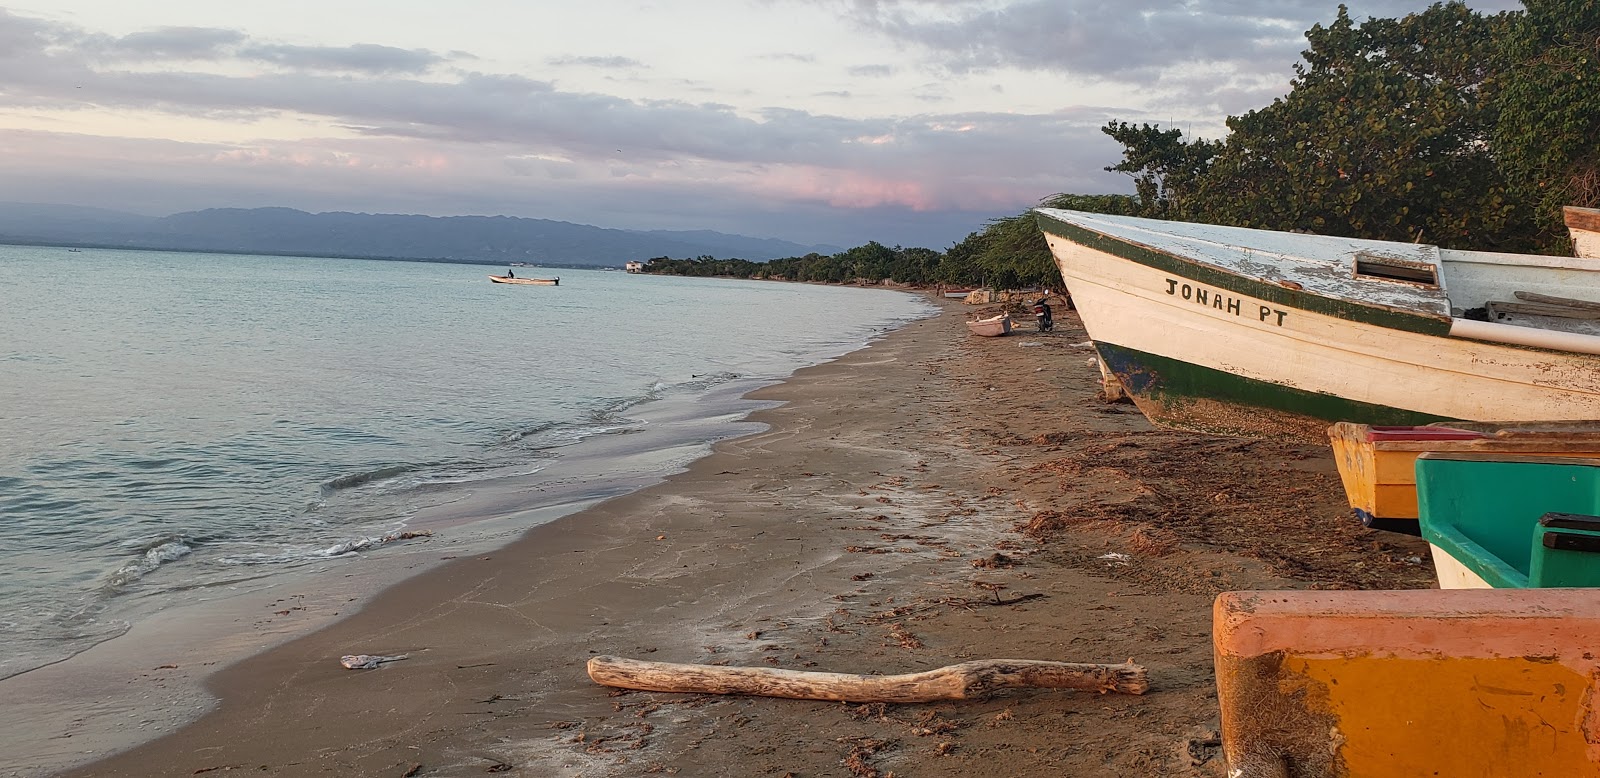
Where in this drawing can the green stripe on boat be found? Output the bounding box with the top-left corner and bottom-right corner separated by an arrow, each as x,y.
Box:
1096,340 -> 1453,431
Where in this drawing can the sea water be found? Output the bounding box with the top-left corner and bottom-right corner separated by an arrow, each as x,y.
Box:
0,245 -> 933,681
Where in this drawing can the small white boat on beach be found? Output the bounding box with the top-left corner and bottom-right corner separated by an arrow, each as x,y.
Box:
966,314 -> 1012,337
1035,208 -> 1600,438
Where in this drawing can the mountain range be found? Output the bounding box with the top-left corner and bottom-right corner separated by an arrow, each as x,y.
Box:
0,203 -> 843,266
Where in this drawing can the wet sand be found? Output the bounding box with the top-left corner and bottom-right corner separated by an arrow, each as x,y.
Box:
60,301 -> 1432,777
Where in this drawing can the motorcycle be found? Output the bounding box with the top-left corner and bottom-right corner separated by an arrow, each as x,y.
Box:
1033,298 -> 1054,332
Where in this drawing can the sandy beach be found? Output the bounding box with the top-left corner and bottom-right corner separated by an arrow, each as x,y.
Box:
56,299 -> 1433,777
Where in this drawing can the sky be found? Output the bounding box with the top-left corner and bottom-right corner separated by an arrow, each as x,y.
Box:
0,0 -> 1523,249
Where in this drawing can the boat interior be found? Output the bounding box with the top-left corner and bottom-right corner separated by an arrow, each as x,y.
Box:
1436,249 -> 1600,336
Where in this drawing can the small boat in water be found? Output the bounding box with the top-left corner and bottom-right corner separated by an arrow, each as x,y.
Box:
1329,421 -> 1600,534
1416,453 -> 1600,589
489,275 -> 559,285
966,314 -> 1012,337
1036,208 -> 1600,439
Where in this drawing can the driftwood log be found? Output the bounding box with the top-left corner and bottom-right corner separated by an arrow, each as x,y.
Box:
586,656 -> 1149,702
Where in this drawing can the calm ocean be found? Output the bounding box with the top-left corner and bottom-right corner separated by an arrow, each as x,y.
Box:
0,245 -> 933,680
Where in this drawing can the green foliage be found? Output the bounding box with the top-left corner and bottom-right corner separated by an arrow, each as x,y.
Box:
1217,3 -> 1522,248
1490,0 -> 1600,250
1102,122 -> 1219,220
640,243 -> 957,286
1095,2 -> 1600,253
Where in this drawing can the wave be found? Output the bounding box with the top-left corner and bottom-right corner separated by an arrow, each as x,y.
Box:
216,529 -> 433,565
582,372 -> 743,422
324,373 -> 750,504
104,537 -> 193,590
319,462 -> 438,496
496,420 -> 560,445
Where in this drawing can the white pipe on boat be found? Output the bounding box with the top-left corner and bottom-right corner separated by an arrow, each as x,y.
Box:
1450,317 -> 1600,356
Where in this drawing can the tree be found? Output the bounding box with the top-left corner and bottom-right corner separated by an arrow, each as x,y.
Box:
939,231 -> 988,286
1195,3 -> 1524,249
1490,0 -> 1600,251
1101,122 -> 1219,220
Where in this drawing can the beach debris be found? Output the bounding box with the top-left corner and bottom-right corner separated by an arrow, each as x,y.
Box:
971,552 -> 1016,569
339,653 -> 409,670
1098,552 -> 1133,565
586,656 -> 1150,701
320,530 -> 435,557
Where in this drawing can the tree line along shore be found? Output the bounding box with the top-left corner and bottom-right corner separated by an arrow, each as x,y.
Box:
641,2 -> 1598,291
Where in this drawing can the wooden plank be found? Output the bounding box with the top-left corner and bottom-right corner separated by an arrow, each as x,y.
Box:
586,656 -> 1149,701
1513,290 -> 1600,311
1487,300 -> 1600,320
1565,206 -> 1600,233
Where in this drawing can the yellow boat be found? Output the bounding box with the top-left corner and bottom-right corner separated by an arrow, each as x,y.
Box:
1214,588 -> 1600,777
1329,421 -> 1600,534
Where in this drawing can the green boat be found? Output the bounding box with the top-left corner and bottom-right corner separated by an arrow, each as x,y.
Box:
1415,453 -> 1600,588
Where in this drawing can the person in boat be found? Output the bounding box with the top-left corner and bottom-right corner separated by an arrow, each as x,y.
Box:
506,269 -> 515,278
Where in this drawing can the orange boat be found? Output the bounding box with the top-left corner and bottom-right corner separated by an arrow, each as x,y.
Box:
1328,421 -> 1600,534
1214,588 -> 1600,777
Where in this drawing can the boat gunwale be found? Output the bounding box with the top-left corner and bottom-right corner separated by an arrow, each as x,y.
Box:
1565,205 -> 1600,233
1035,209 -> 1453,336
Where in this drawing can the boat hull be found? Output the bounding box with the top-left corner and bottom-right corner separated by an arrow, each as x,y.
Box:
1214,589 -> 1600,777
1417,454 -> 1600,589
1039,212 -> 1600,439
489,275 -> 558,285
1328,421 -> 1600,534
965,315 -> 1011,337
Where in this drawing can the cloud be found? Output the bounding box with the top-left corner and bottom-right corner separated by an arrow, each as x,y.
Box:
0,10 -> 449,76
104,27 -> 247,61
0,8 -> 1141,246
0,126 -> 1114,246
546,55 -> 646,69
760,52 -> 817,63
238,43 -> 446,74
847,63 -> 896,77
827,0 -> 1527,103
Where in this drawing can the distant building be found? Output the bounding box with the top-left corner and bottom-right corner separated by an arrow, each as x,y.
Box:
625,261 -> 645,273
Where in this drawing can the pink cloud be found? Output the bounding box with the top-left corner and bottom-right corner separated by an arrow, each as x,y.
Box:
745,164 -> 1042,212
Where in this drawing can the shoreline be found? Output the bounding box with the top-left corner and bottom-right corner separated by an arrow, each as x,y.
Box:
51,301 -> 1434,777
3,302 -> 929,777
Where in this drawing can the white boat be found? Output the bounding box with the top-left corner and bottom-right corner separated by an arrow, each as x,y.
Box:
1036,208 -> 1600,439
1569,206 -> 1600,259
966,314 -> 1012,337
489,275 -> 559,286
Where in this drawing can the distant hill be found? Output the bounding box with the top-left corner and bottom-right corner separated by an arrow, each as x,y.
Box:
0,204 -> 838,265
